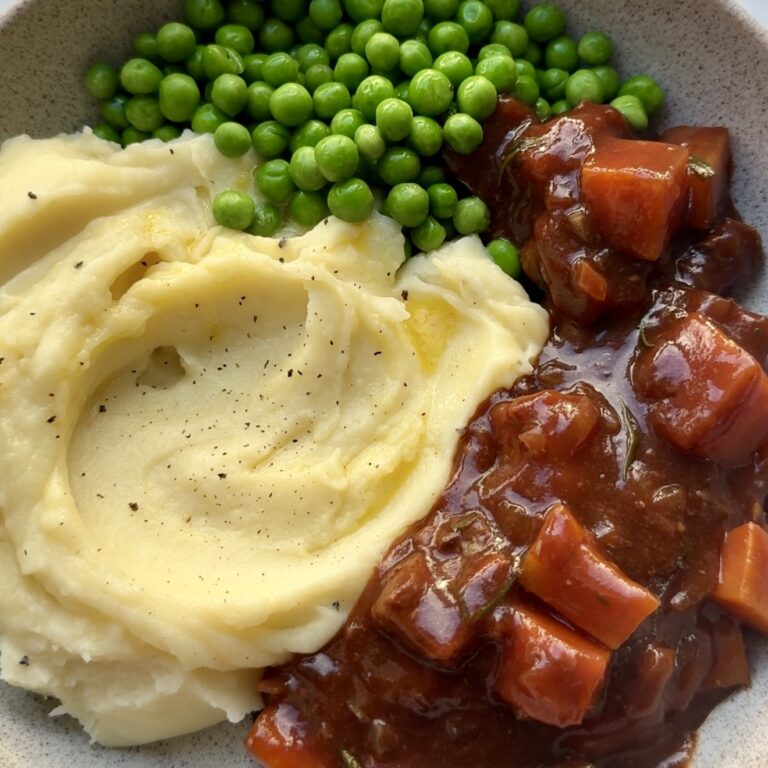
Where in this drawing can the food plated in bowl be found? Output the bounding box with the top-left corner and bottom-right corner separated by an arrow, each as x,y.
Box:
1,0 -> 768,767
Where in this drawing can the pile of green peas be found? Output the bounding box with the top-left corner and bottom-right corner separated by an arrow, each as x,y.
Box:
85,0 -> 665,273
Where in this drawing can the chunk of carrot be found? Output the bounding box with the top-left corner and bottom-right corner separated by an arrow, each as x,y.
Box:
634,312 -> 768,465
581,137 -> 689,262
519,503 -> 660,649
662,126 -> 731,230
492,600 -> 611,727
712,523 -> 768,636
246,704 -> 329,768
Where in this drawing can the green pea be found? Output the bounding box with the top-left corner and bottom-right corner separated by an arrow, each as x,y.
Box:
351,19 -> 384,57
487,237 -> 520,277
85,63 -> 119,101
159,73 -> 201,122
433,51 -> 473,87
565,69 -> 605,107
353,75 -> 396,120
125,95 -> 164,132
326,24 -> 354,59
157,23 -> 197,63
328,177 -> 375,222
270,83 -> 314,126
260,18 -> 295,52
428,21 -> 470,55
249,202 -> 283,236
242,53 -> 268,83
578,31 -> 613,66
273,0 -> 307,22
378,147 -> 421,185
592,65 -> 620,101
395,79 -> 411,101
443,112 -> 483,155
254,158 -> 296,203
411,216 -> 446,252
186,45 -> 207,80
457,75 -> 497,120
262,52 -> 300,86
163,65 -> 187,78
203,44 -> 245,79
313,81 -> 352,119
211,73 -> 249,116
290,119 -> 331,150
484,0 -> 519,21
134,32 -> 159,62
611,94 -> 649,132
427,182 -> 457,218
212,189 -> 255,230
381,0 -> 425,37
538,67 -> 568,101
214,121 -> 252,157
251,120 -> 291,157
545,35 -> 578,71
227,0 -> 265,31
408,68 -> 453,116
330,108 -> 366,138
618,75 -> 665,116
343,0 -> 385,23
399,40 -> 432,77
513,74 -> 539,105
524,3 -> 566,43
376,98 -> 413,142
355,124 -> 387,161
522,40 -> 543,66
455,0 -> 493,44
288,146 -> 326,191
306,63 -> 335,91
191,102 -> 229,133
155,124 -> 182,142
315,134 -> 360,182
423,0 -> 458,22
408,115 -> 442,156
289,190 -> 331,228
366,32 -> 401,72
246,81 -> 275,120
122,126 -> 150,145
491,20 -> 528,56
120,58 -> 163,95
515,59 -> 535,79
475,55 -> 517,93
334,53 -> 370,90
534,97 -> 551,120
478,43 -> 512,60
92,123 -> 121,143
418,165 -> 445,187
385,182 -> 429,227
185,0 -> 225,30
453,196 -> 490,234
550,98 -> 569,115
309,0 -> 344,29
296,15 -> 325,44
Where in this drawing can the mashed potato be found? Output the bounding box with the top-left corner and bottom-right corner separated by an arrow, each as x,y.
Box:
0,132 -> 548,746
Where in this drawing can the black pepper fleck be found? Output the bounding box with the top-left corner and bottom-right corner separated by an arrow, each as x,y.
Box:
18,656 -> 30,666
129,502 -> 139,511
27,191 -> 37,200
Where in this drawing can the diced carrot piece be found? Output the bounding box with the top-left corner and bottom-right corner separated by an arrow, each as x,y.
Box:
703,615 -> 751,690
246,704 -> 329,768
581,137 -> 689,261
492,600 -> 611,727
662,126 -> 731,230
490,390 -> 600,461
573,259 -> 608,301
519,503 -> 660,649
371,554 -> 472,663
634,312 -> 768,464
712,523 -> 768,635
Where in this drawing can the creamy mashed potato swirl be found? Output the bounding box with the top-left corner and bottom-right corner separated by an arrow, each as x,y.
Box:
0,132 -> 547,745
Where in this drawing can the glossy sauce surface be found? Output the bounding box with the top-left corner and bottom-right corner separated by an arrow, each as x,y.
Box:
247,100 -> 768,768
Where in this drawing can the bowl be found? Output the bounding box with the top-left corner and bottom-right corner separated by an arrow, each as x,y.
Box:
0,1 -> 767,766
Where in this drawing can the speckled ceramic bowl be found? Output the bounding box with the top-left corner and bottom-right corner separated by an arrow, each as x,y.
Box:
1,1 -> 767,766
